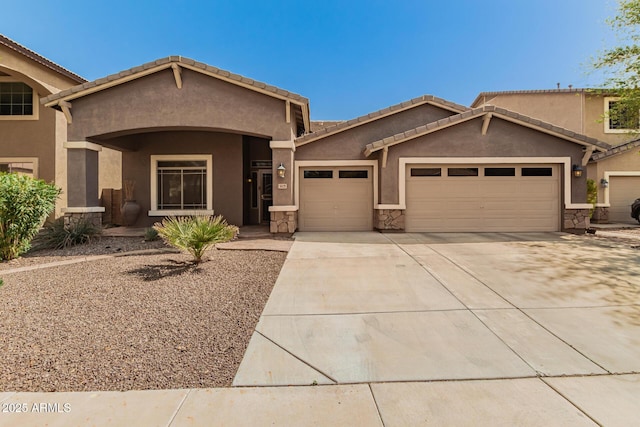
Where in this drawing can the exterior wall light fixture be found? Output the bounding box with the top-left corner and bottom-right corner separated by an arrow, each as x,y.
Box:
572,164 -> 583,178
277,163 -> 286,179
600,178 -> 609,188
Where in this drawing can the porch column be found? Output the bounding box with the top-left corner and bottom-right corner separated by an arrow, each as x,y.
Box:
269,140 -> 297,233
62,141 -> 105,227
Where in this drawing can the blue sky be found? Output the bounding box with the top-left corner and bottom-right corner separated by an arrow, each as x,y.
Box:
2,0 -> 619,119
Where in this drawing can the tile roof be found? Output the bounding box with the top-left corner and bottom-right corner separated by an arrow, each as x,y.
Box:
295,95 -> 469,145
364,105 -> 612,156
591,137 -> 640,161
41,56 -> 309,105
0,34 -> 85,83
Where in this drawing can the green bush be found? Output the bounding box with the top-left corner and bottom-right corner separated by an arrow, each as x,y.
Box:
587,178 -> 598,218
0,173 -> 60,260
154,215 -> 239,263
34,218 -> 101,249
144,227 -> 159,242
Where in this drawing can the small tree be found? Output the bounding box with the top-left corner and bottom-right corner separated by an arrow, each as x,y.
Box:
0,173 -> 60,260
592,0 -> 640,129
154,215 -> 239,264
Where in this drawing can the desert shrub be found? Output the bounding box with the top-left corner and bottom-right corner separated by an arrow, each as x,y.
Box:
587,178 -> 598,218
144,227 -> 159,242
35,218 -> 101,249
0,173 -> 60,260
0,278 -> 3,287
154,215 -> 239,263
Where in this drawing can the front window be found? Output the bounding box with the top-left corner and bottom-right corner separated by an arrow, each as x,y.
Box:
0,82 -> 34,116
0,158 -> 37,177
605,97 -> 639,133
150,155 -> 213,215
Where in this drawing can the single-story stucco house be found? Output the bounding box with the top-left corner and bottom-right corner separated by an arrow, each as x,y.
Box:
38,55 -> 614,234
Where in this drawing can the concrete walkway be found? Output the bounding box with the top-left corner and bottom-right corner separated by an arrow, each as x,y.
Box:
2,231 -> 639,425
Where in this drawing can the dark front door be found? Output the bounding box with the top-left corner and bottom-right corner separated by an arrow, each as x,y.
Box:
259,170 -> 272,223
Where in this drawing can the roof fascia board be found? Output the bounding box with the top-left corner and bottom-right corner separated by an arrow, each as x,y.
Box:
365,112 -> 608,157
364,114 -> 479,156
44,62 -> 173,107
296,100 -> 464,147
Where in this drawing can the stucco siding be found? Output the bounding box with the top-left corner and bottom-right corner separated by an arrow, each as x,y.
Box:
476,93 -> 584,135
381,118 -> 585,205
295,103 -> 455,161
121,131 -> 243,227
68,69 -> 292,142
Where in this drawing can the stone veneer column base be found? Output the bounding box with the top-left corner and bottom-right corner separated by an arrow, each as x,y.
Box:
563,208 -> 591,234
270,211 -> 297,234
64,211 -> 103,228
375,209 -> 405,231
590,206 -> 609,224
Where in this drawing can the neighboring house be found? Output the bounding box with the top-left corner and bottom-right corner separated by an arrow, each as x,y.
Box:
0,34 -> 122,217
472,89 -> 640,224
40,55 -> 611,234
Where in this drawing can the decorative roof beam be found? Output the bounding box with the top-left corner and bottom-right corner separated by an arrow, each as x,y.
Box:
382,146 -> 389,168
171,64 -> 182,89
285,100 -> 291,124
582,146 -> 594,166
481,113 -> 492,135
59,100 -> 72,124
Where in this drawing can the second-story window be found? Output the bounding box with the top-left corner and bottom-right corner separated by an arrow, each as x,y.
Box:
605,97 -> 639,132
0,82 -> 33,116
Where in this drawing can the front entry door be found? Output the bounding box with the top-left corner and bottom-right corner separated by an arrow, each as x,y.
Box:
258,170 -> 272,224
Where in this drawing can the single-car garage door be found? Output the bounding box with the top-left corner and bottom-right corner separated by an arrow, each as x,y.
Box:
608,176 -> 640,223
405,164 -> 560,232
298,166 -> 373,231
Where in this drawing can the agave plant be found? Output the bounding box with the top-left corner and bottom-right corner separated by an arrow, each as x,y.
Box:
153,215 -> 239,263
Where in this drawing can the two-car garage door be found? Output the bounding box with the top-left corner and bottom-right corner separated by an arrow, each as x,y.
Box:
298,166 -> 373,231
405,164 -> 561,232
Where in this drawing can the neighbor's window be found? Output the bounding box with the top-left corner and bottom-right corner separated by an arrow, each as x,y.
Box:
0,161 -> 35,177
0,82 -> 34,116
150,155 -> 212,215
605,97 -> 639,133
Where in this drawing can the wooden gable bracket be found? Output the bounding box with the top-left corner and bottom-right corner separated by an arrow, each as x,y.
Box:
171,63 -> 182,89
59,100 -> 72,124
382,146 -> 389,168
285,100 -> 291,124
481,113 -> 493,136
582,146 -> 594,166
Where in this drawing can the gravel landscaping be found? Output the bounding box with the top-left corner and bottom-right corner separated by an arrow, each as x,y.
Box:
0,240 -> 286,392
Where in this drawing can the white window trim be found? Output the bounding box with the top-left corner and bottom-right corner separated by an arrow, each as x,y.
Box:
0,157 -> 39,178
604,97 -> 638,133
0,77 -> 39,121
149,154 -> 213,216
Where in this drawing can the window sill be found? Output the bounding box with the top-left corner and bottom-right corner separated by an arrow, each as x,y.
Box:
0,115 -> 38,121
148,210 -> 214,216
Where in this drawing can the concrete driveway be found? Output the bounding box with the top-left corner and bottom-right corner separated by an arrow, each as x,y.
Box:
234,231 -> 640,425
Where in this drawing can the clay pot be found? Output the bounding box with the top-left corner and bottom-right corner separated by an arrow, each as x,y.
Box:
121,200 -> 141,226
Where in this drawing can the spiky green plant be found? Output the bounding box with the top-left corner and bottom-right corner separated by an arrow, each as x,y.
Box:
34,217 -> 101,250
153,215 -> 239,263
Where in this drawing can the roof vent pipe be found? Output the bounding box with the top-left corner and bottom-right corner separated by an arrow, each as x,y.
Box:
557,82 -> 560,89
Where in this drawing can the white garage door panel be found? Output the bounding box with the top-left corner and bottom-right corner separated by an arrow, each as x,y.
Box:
609,176 -> 640,223
406,164 -> 560,232
299,167 -> 373,231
